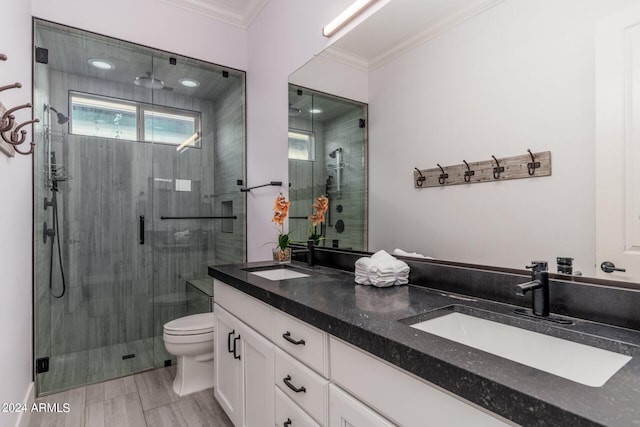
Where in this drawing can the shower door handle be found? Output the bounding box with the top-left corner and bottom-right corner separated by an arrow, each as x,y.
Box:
139,216 -> 145,245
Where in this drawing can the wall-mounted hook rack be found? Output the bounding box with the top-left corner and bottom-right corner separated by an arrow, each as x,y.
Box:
1,54 -> 37,157
414,150 -> 551,189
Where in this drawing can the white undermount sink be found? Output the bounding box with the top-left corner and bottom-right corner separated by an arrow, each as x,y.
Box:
410,312 -> 632,387
249,267 -> 310,281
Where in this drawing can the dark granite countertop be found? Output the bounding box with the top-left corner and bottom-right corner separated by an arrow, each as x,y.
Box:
209,261 -> 640,427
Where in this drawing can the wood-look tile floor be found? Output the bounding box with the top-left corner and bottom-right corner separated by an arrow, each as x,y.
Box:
28,367 -> 233,427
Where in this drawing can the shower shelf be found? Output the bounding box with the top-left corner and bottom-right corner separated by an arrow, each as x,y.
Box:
1,54 -> 38,156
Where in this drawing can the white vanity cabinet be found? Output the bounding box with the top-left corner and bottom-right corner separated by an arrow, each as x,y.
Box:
329,384 -> 395,427
330,337 -> 512,427
272,308 -> 330,425
213,279 -> 511,427
213,279 -> 275,427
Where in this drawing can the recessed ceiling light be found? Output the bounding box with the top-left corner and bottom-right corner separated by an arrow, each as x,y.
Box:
309,108 -> 324,114
88,58 -> 114,70
179,78 -> 200,88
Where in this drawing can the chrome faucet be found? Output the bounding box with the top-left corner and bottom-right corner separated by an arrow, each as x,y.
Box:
515,261 -> 549,317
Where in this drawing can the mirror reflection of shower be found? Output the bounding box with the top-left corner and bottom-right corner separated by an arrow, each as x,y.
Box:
43,103 -> 70,299
287,84 -> 368,250
328,147 -> 343,198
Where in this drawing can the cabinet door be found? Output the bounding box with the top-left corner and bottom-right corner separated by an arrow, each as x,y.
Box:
329,385 -> 395,427
239,321 -> 275,427
214,304 -> 242,425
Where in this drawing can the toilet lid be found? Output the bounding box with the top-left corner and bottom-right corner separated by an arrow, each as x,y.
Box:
164,312 -> 215,335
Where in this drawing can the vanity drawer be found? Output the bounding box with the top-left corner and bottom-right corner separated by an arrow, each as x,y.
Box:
213,279 -> 272,339
273,309 -> 328,376
275,348 -> 328,426
329,337 -> 511,427
275,387 -> 321,427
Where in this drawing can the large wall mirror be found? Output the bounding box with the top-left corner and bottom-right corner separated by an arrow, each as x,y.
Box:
289,0 -> 640,286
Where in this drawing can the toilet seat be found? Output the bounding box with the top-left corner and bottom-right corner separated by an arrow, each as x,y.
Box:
164,312 -> 215,335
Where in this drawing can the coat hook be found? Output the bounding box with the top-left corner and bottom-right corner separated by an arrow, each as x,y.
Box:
527,149 -> 540,176
491,155 -> 504,179
437,164 -> 448,185
0,82 -> 22,92
13,142 -> 35,156
0,54 -> 7,61
0,114 -> 14,133
414,167 -> 425,186
463,160 -> 475,183
5,118 -> 39,146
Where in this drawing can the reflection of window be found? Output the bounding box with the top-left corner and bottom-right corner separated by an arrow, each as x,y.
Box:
288,129 -> 315,161
70,92 -> 201,147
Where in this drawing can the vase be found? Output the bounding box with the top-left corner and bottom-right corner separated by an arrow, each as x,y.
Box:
273,247 -> 291,264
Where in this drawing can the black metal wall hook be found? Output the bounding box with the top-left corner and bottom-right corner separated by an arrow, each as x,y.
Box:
491,155 -> 504,179
414,167 -> 425,186
527,149 -> 540,176
463,160 -> 474,183
0,54 -> 7,61
437,164 -> 448,185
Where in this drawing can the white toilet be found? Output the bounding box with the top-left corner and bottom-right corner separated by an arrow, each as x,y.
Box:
163,312 -> 216,396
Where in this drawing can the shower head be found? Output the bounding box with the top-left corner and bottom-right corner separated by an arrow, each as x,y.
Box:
329,147 -> 342,158
45,104 -> 69,124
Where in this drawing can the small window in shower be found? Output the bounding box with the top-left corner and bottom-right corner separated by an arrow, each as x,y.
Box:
70,93 -> 138,141
142,107 -> 200,146
288,129 -> 315,161
70,92 -> 201,147
221,201 -> 233,233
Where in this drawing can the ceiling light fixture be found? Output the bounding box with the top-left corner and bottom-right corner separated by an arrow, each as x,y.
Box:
309,108 -> 324,114
179,78 -> 200,88
88,58 -> 114,70
322,0 -> 377,37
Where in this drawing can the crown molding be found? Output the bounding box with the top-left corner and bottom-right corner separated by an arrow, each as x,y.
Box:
158,0 -> 268,28
321,0 -> 504,71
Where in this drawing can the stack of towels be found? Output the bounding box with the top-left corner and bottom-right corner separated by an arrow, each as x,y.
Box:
355,250 -> 410,287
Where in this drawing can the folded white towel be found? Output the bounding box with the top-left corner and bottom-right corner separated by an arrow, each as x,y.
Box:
392,248 -> 434,259
354,250 -> 410,287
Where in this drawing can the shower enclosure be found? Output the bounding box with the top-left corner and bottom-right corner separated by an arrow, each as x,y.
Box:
288,84 -> 367,250
33,20 -> 246,395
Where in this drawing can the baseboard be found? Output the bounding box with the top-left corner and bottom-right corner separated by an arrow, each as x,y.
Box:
14,382 -> 34,427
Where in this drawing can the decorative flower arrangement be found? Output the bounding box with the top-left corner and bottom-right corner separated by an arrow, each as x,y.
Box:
272,192 -> 291,254
307,195 -> 329,245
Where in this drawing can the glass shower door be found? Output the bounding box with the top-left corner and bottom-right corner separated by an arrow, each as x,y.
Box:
147,54 -> 247,366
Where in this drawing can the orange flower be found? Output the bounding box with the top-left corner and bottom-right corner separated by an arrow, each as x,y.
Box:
273,193 -> 290,215
312,195 -> 328,215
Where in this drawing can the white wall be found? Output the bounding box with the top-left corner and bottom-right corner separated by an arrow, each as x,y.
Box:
31,0 -> 248,71
289,54 -> 369,104
245,0 -> 357,261
0,1 -> 35,425
368,0 -> 639,275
